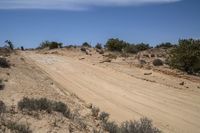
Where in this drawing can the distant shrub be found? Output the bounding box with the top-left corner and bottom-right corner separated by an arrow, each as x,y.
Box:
5,121 -> 32,133
120,117 -> 161,133
18,97 -> 70,118
95,43 -> 102,49
124,45 -> 138,54
135,43 -> 151,51
105,38 -> 129,52
39,41 -> 63,49
5,40 -> 14,50
153,59 -> 163,66
168,39 -> 200,74
91,106 -> 100,117
156,42 -> 175,49
0,57 -> 10,68
0,100 -> 6,114
82,42 -> 91,48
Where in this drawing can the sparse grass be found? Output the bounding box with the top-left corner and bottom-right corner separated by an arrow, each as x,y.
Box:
0,57 -> 10,68
18,97 -> 71,118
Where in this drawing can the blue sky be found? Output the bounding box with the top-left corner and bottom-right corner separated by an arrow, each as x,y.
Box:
0,0 -> 200,48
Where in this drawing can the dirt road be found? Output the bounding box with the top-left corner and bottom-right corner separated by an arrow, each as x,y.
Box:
25,52 -> 200,133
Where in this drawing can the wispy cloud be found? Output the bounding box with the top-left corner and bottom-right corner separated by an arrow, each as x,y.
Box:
0,0 -> 181,10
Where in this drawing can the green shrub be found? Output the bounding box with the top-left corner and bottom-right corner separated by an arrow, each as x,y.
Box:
0,57 -> 10,68
168,39 -> 200,74
95,43 -> 102,49
156,42 -> 175,49
105,38 -> 129,52
39,41 -> 63,49
18,97 -> 70,118
82,42 -> 91,48
124,45 -> 138,54
135,43 -> 151,51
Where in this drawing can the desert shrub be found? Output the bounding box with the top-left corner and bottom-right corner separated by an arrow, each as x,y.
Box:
0,57 -> 10,68
5,40 -> 14,50
39,41 -> 63,49
0,100 -> 6,114
124,45 -> 138,54
156,42 -> 174,49
105,38 -> 129,52
18,97 -> 70,118
5,121 -> 32,133
99,112 -> 109,122
103,121 -> 119,133
91,106 -> 100,117
153,59 -> 163,66
168,39 -> 200,74
135,43 -> 151,51
82,42 -> 91,48
95,43 -> 102,49
120,117 -> 161,133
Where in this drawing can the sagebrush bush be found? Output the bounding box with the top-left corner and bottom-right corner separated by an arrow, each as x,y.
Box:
99,112 -> 109,122
102,116 -> 161,133
0,57 -> 10,68
5,121 -> 32,133
153,59 -> 163,66
120,117 -> 161,133
18,97 -> 70,118
168,39 -> 200,74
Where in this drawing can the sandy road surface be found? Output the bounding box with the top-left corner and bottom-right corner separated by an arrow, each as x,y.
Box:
25,52 -> 200,133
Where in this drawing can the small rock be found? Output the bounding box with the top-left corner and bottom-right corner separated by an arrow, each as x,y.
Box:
86,103 -> 92,109
144,72 -> 152,75
79,58 -> 85,60
179,82 -> 184,86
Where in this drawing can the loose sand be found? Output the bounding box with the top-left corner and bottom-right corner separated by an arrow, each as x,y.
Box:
24,51 -> 200,133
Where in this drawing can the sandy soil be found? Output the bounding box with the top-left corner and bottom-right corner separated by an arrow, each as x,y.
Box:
24,50 -> 200,133
0,52 -> 102,133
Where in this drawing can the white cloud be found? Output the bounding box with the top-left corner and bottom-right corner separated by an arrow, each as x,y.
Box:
0,0 -> 181,10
